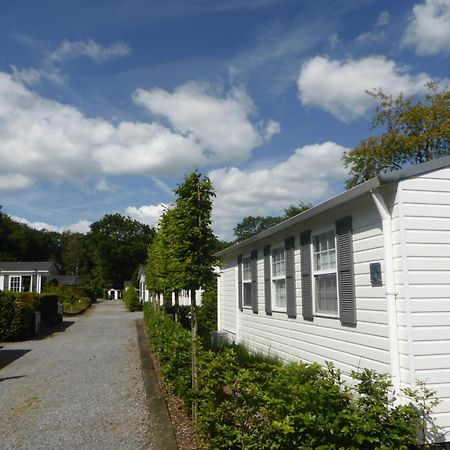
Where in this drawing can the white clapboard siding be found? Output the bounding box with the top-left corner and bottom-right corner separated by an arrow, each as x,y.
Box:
398,168 -> 450,433
220,265 -> 237,334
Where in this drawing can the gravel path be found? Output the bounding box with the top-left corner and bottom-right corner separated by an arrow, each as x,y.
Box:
0,300 -> 153,450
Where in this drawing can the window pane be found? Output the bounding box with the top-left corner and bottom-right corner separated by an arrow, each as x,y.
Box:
315,273 -> 338,314
272,248 -> 285,277
273,279 -> 286,309
243,282 -> 252,306
313,231 -> 336,270
243,257 -> 252,281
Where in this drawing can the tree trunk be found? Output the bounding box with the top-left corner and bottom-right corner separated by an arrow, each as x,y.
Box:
174,290 -> 180,323
191,288 -> 198,420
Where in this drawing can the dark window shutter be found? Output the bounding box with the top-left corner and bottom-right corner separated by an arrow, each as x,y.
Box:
238,255 -> 243,311
336,216 -> 356,326
251,250 -> 258,313
32,275 -> 37,292
264,245 -> 272,315
285,236 -> 296,318
300,231 -> 313,320
4,275 -> 9,291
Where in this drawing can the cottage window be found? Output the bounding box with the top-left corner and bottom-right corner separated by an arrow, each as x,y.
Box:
272,247 -> 286,309
313,230 -> 338,315
242,256 -> 252,307
10,276 -> 21,292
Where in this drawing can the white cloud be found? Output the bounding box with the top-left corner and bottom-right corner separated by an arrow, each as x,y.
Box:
209,141 -> 348,239
0,72 -> 272,189
47,39 -> 131,63
133,82 -> 276,164
376,11 -> 390,27
10,65 -> 64,85
94,178 -> 117,192
0,174 -> 34,190
61,220 -> 91,234
297,56 -> 431,121
263,119 -> 281,141
403,0 -> 450,55
10,216 -> 91,234
11,216 -> 59,232
125,204 -> 167,227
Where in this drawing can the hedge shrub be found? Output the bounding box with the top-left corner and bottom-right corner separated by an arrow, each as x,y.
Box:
143,303 -> 421,449
0,291 -> 34,341
123,286 -> 141,312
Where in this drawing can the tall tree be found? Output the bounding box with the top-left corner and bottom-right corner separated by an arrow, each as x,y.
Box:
233,202 -> 313,242
88,213 -> 155,288
344,83 -> 450,188
283,201 -> 312,219
233,215 -> 283,241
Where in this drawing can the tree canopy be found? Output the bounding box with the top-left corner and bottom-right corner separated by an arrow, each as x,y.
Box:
233,202 -> 312,242
343,83 -> 450,189
87,213 -> 155,288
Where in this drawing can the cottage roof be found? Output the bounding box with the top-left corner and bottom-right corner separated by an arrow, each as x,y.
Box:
216,155 -> 450,257
0,261 -> 55,272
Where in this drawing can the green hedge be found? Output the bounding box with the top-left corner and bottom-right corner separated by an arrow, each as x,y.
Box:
0,291 -> 34,341
123,286 -> 141,312
143,303 -> 421,449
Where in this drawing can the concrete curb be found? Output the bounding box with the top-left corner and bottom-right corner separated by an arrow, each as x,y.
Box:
136,319 -> 178,450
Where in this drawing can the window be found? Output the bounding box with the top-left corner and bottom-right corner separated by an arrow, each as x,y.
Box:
271,247 -> 286,309
9,276 -> 21,292
242,256 -> 252,307
313,230 -> 338,315
22,275 -> 31,292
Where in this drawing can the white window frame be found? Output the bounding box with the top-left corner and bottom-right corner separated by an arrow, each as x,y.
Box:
312,228 -> 339,317
9,275 -> 21,292
271,245 -> 287,311
242,255 -> 252,307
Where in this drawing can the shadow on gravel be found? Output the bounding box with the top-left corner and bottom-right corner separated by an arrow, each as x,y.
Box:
0,375 -> 27,382
0,349 -> 31,370
33,320 -> 75,340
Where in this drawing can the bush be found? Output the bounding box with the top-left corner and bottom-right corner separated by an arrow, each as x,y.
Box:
35,294 -> 60,324
143,303 -> 421,449
0,291 -> 34,341
123,286 -> 141,312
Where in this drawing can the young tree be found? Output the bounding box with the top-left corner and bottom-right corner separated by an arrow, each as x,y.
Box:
344,83 -> 450,188
172,171 -> 218,418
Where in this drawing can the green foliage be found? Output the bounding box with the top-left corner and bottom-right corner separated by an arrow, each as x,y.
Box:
344,83 -> 450,188
144,304 -> 421,449
87,213 -> 155,289
404,380 -> 443,447
283,201 -> 312,219
197,280 -> 218,341
123,286 -> 141,312
144,303 -> 192,403
0,291 -> 34,341
233,202 -> 312,242
233,215 -> 284,242
33,294 -> 60,324
172,171 -> 218,291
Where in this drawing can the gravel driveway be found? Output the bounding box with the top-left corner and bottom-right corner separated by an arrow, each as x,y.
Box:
0,300 -> 153,450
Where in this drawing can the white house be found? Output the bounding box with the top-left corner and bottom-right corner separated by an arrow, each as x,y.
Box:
138,265 -> 150,303
0,261 -> 58,293
215,156 -> 450,442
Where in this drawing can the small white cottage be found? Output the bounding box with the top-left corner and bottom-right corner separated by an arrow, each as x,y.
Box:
216,156 -> 450,441
0,261 -> 58,293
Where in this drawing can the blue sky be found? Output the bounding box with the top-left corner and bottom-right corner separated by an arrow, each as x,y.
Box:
0,0 -> 449,239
